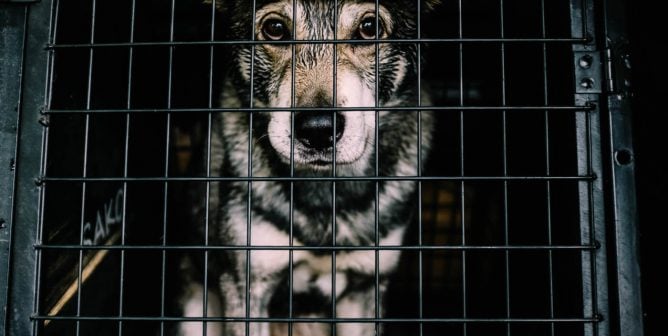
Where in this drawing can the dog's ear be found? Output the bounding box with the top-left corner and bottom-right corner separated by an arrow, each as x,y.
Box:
203,0 -> 224,11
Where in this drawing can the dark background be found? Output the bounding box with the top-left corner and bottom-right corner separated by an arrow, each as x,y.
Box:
627,0 -> 667,335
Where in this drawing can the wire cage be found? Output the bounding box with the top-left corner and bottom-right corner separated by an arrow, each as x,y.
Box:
0,0 -> 643,336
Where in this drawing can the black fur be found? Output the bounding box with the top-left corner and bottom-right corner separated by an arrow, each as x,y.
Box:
177,1 -> 438,335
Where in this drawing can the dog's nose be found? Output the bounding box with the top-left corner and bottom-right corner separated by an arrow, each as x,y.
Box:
294,112 -> 345,150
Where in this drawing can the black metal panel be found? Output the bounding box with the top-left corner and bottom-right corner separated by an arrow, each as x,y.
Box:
0,4 -> 28,333
4,0 -> 54,335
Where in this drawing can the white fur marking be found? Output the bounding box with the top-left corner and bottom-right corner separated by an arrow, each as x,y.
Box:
179,284 -> 223,336
250,221 -> 292,276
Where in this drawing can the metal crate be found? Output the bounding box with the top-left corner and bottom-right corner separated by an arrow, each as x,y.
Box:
1,0 -> 642,335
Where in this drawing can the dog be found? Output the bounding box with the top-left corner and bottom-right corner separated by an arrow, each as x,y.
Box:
177,1 -> 438,335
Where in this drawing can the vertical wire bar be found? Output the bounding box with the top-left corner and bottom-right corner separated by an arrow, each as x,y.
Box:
288,1 -> 296,335
586,98 -> 599,336
117,90 -> 130,332
373,0 -> 380,334
45,0 -> 60,110
33,160 -> 47,336
35,1 -> 60,332
202,92 -> 213,334
585,71 -> 601,336
159,1 -> 177,335
581,0 -> 588,40
571,1 -> 593,335
416,1 -> 424,336
499,2 -> 511,336
117,89 -> 129,335
246,2 -> 258,335
34,97 -> 49,332
118,1 -> 136,335
202,0 -> 217,335
457,0 -> 467,335
76,1 -> 98,334
331,1 -> 338,335
34,141 -> 48,336
539,1 -> 556,335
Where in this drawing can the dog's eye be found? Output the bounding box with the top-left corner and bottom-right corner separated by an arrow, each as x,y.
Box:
357,16 -> 383,40
262,18 -> 289,41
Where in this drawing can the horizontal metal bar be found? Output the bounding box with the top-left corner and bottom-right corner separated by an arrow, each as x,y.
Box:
42,105 -> 595,114
34,244 -> 598,251
38,175 -> 596,183
45,37 -> 590,49
32,315 -> 601,324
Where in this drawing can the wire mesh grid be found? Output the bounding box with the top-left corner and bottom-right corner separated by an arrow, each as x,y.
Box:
29,0 -> 604,335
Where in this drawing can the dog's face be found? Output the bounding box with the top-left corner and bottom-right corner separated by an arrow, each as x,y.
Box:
256,1 -> 393,171
223,0 -> 432,175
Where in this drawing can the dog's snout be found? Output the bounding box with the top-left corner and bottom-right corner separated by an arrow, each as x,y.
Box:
294,112 -> 345,150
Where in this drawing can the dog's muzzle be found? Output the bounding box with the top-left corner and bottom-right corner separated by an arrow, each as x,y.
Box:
295,111 -> 345,150
267,110 -> 370,168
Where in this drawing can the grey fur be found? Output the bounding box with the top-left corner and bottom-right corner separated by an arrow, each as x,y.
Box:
177,1 -> 437,335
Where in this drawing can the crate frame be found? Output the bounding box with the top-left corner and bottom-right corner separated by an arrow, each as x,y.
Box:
0,0 -> 643,335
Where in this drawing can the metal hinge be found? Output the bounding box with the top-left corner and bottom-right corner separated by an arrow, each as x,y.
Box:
604,38 -> 633,98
